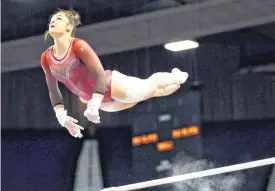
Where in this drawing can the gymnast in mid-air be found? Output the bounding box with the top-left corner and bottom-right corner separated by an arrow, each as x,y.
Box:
41,9 -> 189,138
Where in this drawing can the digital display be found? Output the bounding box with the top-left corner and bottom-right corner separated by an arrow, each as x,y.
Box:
132,133 -> 158,146
156,141 -> 174,152
132,126 -> 200,152
172,126 -> 199,139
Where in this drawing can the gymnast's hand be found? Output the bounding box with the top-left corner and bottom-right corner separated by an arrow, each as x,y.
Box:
64,117 -> 84,138
55,108 -> 84,138
84,94 -> 103,123
84,104 -> 100,123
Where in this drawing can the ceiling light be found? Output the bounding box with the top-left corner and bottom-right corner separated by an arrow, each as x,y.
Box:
164,40 -> 199,52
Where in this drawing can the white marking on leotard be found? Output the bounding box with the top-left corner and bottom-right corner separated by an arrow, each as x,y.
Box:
80,43 -> 87,52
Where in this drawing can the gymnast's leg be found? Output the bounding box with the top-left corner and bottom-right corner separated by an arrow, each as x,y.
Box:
110,68 -> 188,103
100,101 -> 138,112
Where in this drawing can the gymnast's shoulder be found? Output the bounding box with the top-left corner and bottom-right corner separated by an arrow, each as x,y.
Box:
40,51 -> 48,66
71,37 -> 93,52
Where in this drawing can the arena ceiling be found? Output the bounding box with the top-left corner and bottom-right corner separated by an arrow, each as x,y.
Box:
1,0 -> 210,41
2,0 -> 275,73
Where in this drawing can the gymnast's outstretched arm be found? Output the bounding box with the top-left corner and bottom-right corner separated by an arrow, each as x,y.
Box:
41,52 -> 84,138
73,39 -> 109,123
41,52 -> 64,108
74,39 -> 108,96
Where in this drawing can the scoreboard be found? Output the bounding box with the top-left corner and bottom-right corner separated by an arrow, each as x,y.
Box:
132,125 -> 200,152
131,91 -> 203,185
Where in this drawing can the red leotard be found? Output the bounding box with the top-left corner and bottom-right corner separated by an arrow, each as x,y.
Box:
41,38 -> 113,105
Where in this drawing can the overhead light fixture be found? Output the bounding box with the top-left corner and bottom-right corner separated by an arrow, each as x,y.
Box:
164,40 -> 199,52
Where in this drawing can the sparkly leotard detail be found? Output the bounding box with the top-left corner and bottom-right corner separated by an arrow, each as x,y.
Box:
41,38 -> 113,103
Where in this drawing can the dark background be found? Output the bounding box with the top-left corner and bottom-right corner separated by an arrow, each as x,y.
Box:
2,119 -> 274,191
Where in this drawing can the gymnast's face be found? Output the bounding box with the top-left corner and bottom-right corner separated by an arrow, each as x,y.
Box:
49,12 -> 72,35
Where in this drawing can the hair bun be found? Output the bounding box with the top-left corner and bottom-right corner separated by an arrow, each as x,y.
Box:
74,14 -> 80,19
53,8 -> 82,27
72,11 -> 81,26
